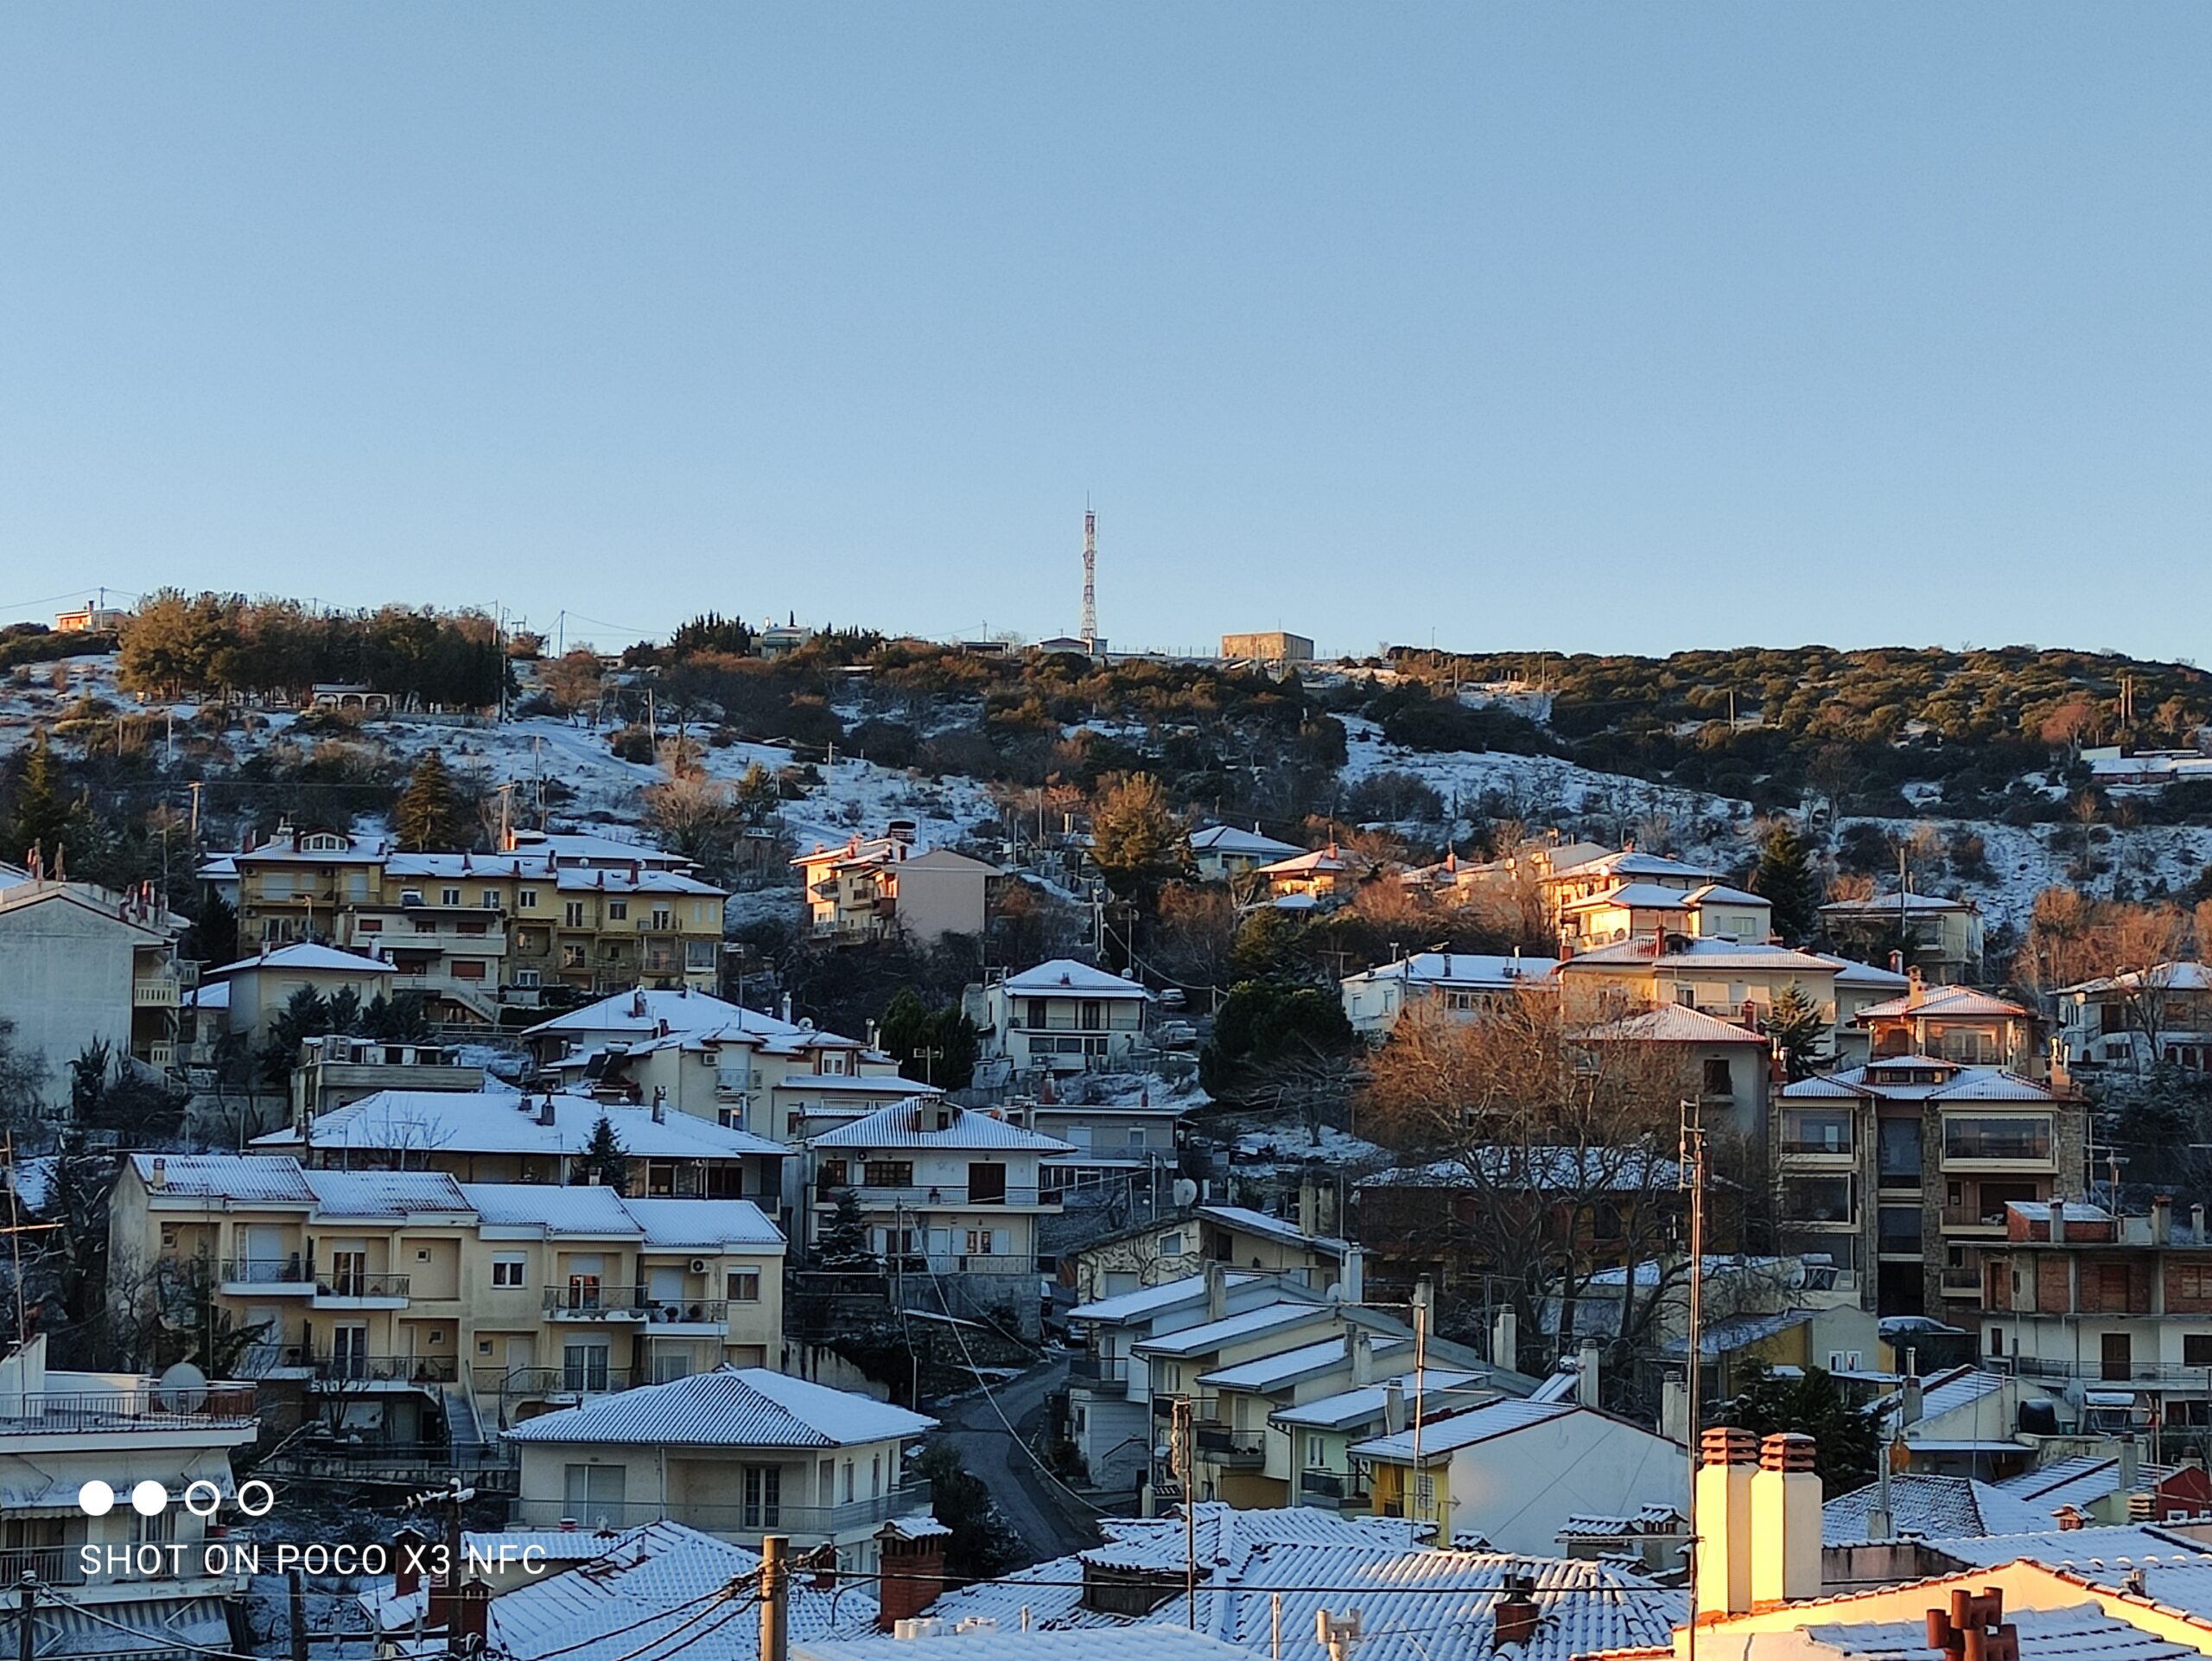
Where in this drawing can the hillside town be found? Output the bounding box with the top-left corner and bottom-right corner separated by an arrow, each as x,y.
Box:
8,604 -> 2212,1660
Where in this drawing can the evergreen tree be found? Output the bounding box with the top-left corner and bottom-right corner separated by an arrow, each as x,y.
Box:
875,990 -> 980,1091
257,986 -> 331,1089
1090,773 -> 1188,905
817,1187 -> 874,1268
181,893 -> 238,968
5,730 -> 75,870
922,1005 -> 979,1092
915,1440 -> 1020,1579
576,1115 -> 630,1191
1769,982 -> 1833,1082
1750,818 -> 1822,945
68,1041 -> 111,1125
324,986 -> 365,1035
1718,1361 -> 1883,1490
395,748 -> 470,850
878,988 -> 931,1066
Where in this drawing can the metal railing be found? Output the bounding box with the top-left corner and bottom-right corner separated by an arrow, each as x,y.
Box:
2006,1356 -> 2206,1384
0,1548 -> 88,1586
0,1387 -> 257,1430
1067,1353 -> 1129,1390
314,1271 -> 410,1300
509,1486 -> 931,1537
1779,1137 -> 1854,1156
543,1285 -> 649,1315
1194,1423 -> 1268,1465
1299,1471 -> 1365,1507
837,1185 -> 1054,1207
639,1300 -> 730,1326
219,1257 -> 313,1286
310,1354 -> 459,1385
479,1365 -> 645,1398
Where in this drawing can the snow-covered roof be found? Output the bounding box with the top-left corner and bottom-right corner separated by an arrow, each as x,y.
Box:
300,1168 -> 472,1216
1359,1147 -> 1688,1193
1191,824 -> 1305,859
2059,960 -> 2212,996
1992,1456 -> 2178,1518
503,1366 -> 934,1449
913,1504 -> 1683,1661
1069,1272 -> 1262,1327
521,987 -> 791,1041
480,1519 -> 878,1661
1781,1061 -> 2059,1104
1269,1371 -> 1490,1432
810,1098 -> 1072,1153
1550,850 -> 1724,883
1853,984 -> 2034,1021
1560,937 -> 1845,975
1341,951 -> 1555,990
252,1089 -> 786,1160
1198,1334 -> 1408,1393
1349,1397 -> 1585,1463
1682,883 -> 1770,908
1000,959 -> 1154,999
1921,1523 -> 2209,1569
1821,890 -> 1980,916
1560,881 -> 1697,913
1801,1601 -> 2201,1661
460,1186 -> 785,1248
1822,1473 -> 2053,1543
804,1638 -> 1252,1661
1580,1004 -> 1773,1046
1130,1300 -> 1337,1359
1194,1205 -> 1348,1258
128,1154 -> 317,1204
207,941 -> 394,977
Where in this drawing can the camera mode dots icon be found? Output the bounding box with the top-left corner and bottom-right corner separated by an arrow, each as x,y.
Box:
77,1480 -> 116,1517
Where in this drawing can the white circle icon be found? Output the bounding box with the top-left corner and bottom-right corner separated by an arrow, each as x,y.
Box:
78,1480 -> 115,1518
130,1480 -> 168,1517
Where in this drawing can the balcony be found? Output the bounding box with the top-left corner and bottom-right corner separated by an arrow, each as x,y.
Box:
2008,1356 -> 2212,1387
132,975 -> 182,1009
311,1270 -> 410,1308
640,1299 -> 730,1333
716,1069 -> 759,1097
482,1365 -> 645,1399
509,1486 -> 933,1540
0,1386 -> 257,1432
219,1257 -> 315,1295
544,1285 -> 651,1319
1298,1470 -> 1366,1510
1940,1206 -> 2012,1233
1939,1268 -> 1986,1295
1068,1353 -> 1129,1394
308,1353 -> 459,1387
1194,1423 -> 1268,1467
838,1185 -> 1058,1209
1780,1137 -> 1854,1158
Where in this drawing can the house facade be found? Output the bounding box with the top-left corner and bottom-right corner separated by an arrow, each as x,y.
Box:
1818,892 -> 1986,983
969,959 -> 1154,1077
0,870 -> 190,1100
1339,952 -> 1556,1038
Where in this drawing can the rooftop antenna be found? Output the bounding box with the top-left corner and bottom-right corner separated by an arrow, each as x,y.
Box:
1081,503 -> 1098,650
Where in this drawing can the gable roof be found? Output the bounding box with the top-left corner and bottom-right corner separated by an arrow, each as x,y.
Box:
207,941 -> 393,977
1269,1371 -> 1491,1432
1342,951 -> 1555,990
251,1089 -> 786,1160
810,1098 -> 1072,1153
502,1366 -> 934,1449
1822,1473 -> 2055,1543
1853,984 -> 2035,1021
1191,825 -> 1305,858
521,987 -> 790,1041
1069,1272 -> 1262,1326
1132,1300 -> 1338,1359
1000,960 -> 1154,999
1349,1397 -> 1581,1463
1580,1004 -> 1773,1046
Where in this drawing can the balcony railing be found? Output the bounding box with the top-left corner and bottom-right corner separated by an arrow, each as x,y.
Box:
0,1387 -> 257,1430
0,1549 -> 89,1586
2009,1356 -> 2212,1386
220,1257 -> 314,1288
1194,1423 -> 1268,1466
1938,1268 -> 1986,1293
1941,1206 -> 2012,1231
133,977 -> 182,1008
509,1486 -> 932,1537
640,1300 -> 730,1326
480,1365 -> 645,1398
1299,1470 -> 1367,1508
544,1285 -> 649,1316
1068,1353 -> 1129,1391
314,1270 -> 410,1301
310,1354 -> 459,1385
1780,1137 -> 1854,1157
836,1186 -> 1056,1208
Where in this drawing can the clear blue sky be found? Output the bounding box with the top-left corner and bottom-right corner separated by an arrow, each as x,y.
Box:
4,5 -> 2209,661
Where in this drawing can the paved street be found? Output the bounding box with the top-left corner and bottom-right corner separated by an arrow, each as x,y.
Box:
934,1352 -> 1100,1565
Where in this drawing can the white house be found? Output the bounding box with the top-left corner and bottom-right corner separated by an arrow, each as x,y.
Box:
198,940 -> 396,1047
0,870 -> 190,1102
1339,952 -> 1557,1037
1190,824 -> 1306,882
969,959 -> 1154,1076
503,1366 -> 935,1573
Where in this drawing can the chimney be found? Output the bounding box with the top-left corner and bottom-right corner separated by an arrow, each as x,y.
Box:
2050,1200 -> 2065,1244
391,1527 -> 426,1599
1338,1244 -> 1364,1307
148,1158 -> 167,1192
631,990 -> 646,1018
2154,1195 -> 2173,1246
1349,1331 -> 1373,1388
1205,1262 -> 1227,1322
1576,1340 -> 1602,1409
2120,1436 -> 2141,1493
1491,1308 -> 1518,1371
2054,1505 -> 2087,1531
1750,1432 -> 1822,1607
1696,1427 -> 1759,1618
652,1086 -> 666,1123
2196,1204 -> 2208,1244
451,1578 -> 492,1651
1493,1575 -> 1540,1650
782,994 -> 794,1023
1383,1381 -> 1407,1435
875,1525 -> 947,1632
538,1096 -> 557,1127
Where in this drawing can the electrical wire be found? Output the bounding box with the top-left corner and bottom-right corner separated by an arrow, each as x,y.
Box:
498,1578 -> 751,1660
34,1592 -> 274,1661
526,1589 -> 760,1661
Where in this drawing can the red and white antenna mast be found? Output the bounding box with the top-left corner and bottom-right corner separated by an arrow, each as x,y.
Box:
1080,506 -> 1098,648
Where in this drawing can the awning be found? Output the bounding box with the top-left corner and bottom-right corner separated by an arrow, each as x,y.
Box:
28,1594 -> 233,1659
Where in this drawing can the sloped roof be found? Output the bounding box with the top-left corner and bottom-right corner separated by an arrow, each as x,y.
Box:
1001,959 -> 1154,998
1991,1456 -> 2178,1517
1270,1371 -> 1490,1432
1131,1301 -> 1337,1359
128,1154 -> 316,1204
503,1367 -> 934,1450
1560,881 -> 1695,913
253,1089 -> 785,1160
207,942 -> 393,977
1194,1205 -> 1348,1258
1549,850 -> 1724,883
1342,952 -> 1554,990
1191,825 -> 1304,858
1921,1523 -> 2209,1569
1782,1062 -> 2059,1104
1854,984 -> 2034,1021
1351,1397 -> 1581,1462
1801,1601 -> 2200,1661
1822,1473 -> 2054,1543
301,1169 -> 472,1216
461,1186 -> 785,1248
1581,1004 -> 1772,1046
1821,891 -> 1979,916
521,987 -> 790,1040
1360,1148 -> 1688,1193
1560,937 -> 1843,975
1198,1334 -> 1408,1393
802,1634 -> 1249,1661
810,1098 -> 1072,1153
1069,1272 -> 1262,1326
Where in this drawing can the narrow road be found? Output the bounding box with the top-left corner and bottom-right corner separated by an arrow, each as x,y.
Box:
935,1353 -> 1100,1565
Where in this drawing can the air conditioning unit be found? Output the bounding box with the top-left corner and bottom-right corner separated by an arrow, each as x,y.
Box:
689,1257 -> 710,1276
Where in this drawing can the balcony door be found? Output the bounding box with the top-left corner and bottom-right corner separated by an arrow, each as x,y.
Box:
568,1254 -> 605,1310
2102,1331 -> 2133,1382
742,1465 -> 781,1529
967,1162 -> 1007,1205
563,1340 -> 610,1392
329,1245 -> 368,1297
331,1325 -> 369,1380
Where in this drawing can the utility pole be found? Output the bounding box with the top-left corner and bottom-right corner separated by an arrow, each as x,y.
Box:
188,781 -> 202,842
16,1574 -> 33,1661
289,1567 -> 308,1661
1409,1276 -> 1429,1549
759,1536 -> 789,1661
1681,1098 -> 1707,1661
916,1047 -> 942,1087
1171,1394 -> 1197,1627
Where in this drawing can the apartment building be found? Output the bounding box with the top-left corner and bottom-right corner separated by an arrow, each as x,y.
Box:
289,1033 -> 485,1121
808,1098 -> 1071,1333
216,823 -> 726,1011
791,835 -> 1006,945
0,1335 -> 257,1661
1856,973 -> 2041,1072
252,1087 -> 787,1213
2054,960 -> 2212,1074
504,1366 -> 933,1571
1980,1196 -> 2212,1430
1774,1054 -> 2087,1319
0,868 -> 192,1099
1541,848 -> 1727,913
107,1154 -> 786,1445
1818,891 -> 1986,983
969,959 -> 1154,1078
1068,1210 -> 1349,1307
1269,1369 -> 1491,1515
1339,952 -> 1556,1038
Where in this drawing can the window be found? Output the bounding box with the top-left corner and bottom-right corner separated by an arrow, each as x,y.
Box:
1307,1435 -> 1326,1467
652,907 -> 671,931
1782,1110 -> 1853,1155
1943,1116 -> 2052,1162
492,1255 -> 525,1289
843,1460 -> 855,1502
452,959 -> 486,981
1128,1127 -> 1147,1148
1702,1058 -> 1733,1095
482,890 -> 500,907
1988,1327 -> 2004,1356
963,1229 -> 997,1256
1158,1232 -> 1186,1256
607,900 -> 627,920
442,888 -> 461,907
356,918 -> 384,933
565,901 -> 586,927
563,1341 -> 610,1391
742,1466 -> 781,1529
728,1270 -> 761,1302
862,1161 -> 914,1188
1878,1118 -> 1923,1182
2181,1265 -> 2212,1301
515,969 -> 541,989
518,889 -> 539,910
1782,1175 -> 1854,1225
2186,1335 -> 2212,1367
1878,1207 -> 1922,1256
819,1160 -> 848,1187
686,939 -> 717,971
872,1453 -> 882,1496
563,1464 -> 626,1523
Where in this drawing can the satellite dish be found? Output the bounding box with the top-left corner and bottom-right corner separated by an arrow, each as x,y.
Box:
1171,1179 -> 1198,1208
156,1362 -> 208,1415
